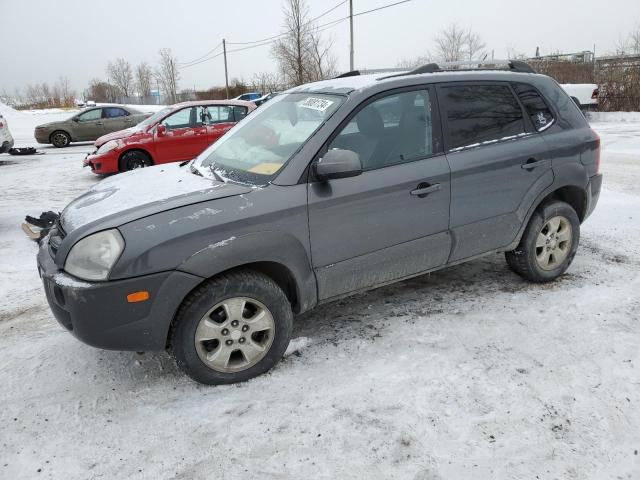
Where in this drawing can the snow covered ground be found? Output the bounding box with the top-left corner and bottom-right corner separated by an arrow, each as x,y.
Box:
1,106 -> 639,479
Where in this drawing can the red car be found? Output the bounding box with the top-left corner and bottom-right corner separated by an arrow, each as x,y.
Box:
83,100 -> 256,174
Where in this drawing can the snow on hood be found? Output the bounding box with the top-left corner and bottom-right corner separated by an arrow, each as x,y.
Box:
95,127 -> 142,146
61,163 -> 248,231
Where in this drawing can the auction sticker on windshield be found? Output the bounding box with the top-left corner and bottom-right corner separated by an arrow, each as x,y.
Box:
300,97 -> 334,112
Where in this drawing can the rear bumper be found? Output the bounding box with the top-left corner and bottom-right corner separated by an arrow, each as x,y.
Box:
584,173 -> 602,220
83,150 -> 119,174
37,241 -> 203,351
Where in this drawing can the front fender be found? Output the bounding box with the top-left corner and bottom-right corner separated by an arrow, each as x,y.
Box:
178,231 -> 317,313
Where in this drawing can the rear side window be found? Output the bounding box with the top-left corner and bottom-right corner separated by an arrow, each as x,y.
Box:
233,106 -> 248,121
103,107 -> 129,118
512,83 -> 554,131
441,84 -> 525,150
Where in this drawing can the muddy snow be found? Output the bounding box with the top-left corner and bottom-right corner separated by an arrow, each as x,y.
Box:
1,106 -> 639,479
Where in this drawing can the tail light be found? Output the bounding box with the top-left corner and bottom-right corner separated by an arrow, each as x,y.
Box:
591,88 -> 599,100
592,129 -> 601,173
0,121 -> 4,128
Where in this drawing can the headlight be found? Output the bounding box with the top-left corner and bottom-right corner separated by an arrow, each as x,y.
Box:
96,140 -> 120,155
64,229 -> 124,281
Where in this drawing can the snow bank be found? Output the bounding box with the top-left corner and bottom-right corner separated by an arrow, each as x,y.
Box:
586,111 -> 640,122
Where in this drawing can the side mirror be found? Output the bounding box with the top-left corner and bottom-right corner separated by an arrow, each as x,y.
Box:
156,124 -> 167,136
313,148 -> 362,181
72,117 -> 79,122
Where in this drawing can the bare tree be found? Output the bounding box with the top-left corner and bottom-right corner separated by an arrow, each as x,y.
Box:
155,48 -> 180,103
86,78 -> 112,102
306,28 -> 337,81
107,58 -> 134,97
465,30 -> 486,61
627,24 -> 640,54
272,0 -> 312,86
396,54 -> 433,69
251,72 -> 282,93
135,61 -> 153,98
55,76 -> 75,106
433,24 -> 467,63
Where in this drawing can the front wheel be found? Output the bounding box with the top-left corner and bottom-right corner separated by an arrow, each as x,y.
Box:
119,150 -> 152,171
505,200 -> 580,282
170,270 -> 293,385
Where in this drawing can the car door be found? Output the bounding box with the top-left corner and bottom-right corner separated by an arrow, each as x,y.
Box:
101,107 -> 134,133
307,87 -> 452,300
437,82 -> 554,262
202,105 -> 236,147
153,106 -> 205,163
72,108 -> 105,140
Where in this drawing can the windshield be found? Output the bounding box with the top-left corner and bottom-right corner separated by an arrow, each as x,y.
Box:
195,93 -> 344,184
136,107 -> 172,129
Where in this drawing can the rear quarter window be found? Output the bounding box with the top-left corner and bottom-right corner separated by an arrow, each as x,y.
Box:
512,83 -> 554,131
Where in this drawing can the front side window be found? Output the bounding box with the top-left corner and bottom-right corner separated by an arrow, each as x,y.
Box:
512,83 -> 555,131
76,109 -> 102,122
196,93 -> 344,184
329,90 -> 434,170
442,84 -> 525,150
103,107 -> 128,118
162,107 -> 194,129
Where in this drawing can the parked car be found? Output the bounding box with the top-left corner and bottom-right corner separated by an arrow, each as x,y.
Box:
234,92 -> 262,102
38,62 -> 601,385
34,105 -> 151,148
83,100 -> 256,174
254,91 -> 280,107
561,83 -> 599,110
0,113 -> 14,153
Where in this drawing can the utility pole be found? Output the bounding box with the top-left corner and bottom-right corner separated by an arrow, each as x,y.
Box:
223,38 -> 229,99
349,0 -> 354,71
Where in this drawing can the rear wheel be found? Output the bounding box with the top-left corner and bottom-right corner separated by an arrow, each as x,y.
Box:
119,150 -> 152,171
170,270 -> 293,385
505,200 -> 580,282
50,131 -> 71,148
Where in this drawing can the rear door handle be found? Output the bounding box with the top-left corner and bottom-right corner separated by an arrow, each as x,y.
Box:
95,122 -> 103,126
522,158 -> 549,170
411,182 -> 441,198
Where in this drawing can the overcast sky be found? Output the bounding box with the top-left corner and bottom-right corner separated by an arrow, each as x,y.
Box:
1,0 -> 638,95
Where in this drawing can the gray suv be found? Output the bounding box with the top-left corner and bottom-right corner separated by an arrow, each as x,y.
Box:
37,62 -> 602,384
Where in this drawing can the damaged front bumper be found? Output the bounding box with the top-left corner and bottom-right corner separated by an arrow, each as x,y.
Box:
37,240 -> 203,351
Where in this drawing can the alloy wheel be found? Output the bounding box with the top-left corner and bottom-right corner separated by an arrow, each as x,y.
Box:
194,297 -> 275,373
535,215 -> 572,270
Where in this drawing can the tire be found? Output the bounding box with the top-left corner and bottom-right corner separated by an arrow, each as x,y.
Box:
119,150 -> 152,171
50,131 -> 71,148
505,200 -> 580,283
170,270 -> 293,385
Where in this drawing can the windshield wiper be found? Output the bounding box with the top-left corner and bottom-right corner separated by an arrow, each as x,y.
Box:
208,165 -> 225,182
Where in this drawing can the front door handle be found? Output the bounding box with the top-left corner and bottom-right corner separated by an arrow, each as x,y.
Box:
522,158 -> 549,170
411,182 -> 441,198
95,122 -> 103,126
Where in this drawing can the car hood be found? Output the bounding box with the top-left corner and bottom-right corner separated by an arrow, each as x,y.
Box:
95,127 -> 145,146
60,163 -> 252,232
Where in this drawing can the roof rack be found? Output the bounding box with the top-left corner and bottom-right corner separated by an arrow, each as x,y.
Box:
378,59 -> 536,79
334,70 -> 361,78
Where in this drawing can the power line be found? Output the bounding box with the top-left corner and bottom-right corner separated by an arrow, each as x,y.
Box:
178,42 -> 223,66
178,0 -> 412,70
226,0 -> 349,46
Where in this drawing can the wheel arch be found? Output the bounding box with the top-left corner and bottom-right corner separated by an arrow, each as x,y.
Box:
118,147 -> 154,171
507,181 -> 589,251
